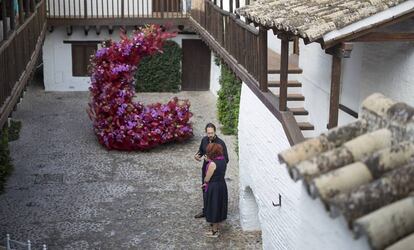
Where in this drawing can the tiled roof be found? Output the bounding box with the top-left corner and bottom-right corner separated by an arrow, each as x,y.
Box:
236,0 -> 410,42
278,93 -> 414,250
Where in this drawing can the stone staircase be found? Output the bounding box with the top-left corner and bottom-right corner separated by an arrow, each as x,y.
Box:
267,48 -> 314,138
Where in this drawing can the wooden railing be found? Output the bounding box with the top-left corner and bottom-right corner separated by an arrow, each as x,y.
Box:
192,0 -> 268,91
0,0 -> 46,129
190,0 -> 305,145
46,0 -> 188,23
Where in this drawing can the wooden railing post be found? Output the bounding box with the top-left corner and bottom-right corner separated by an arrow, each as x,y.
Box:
229,0 -> 233,13
18,0 -> 24,23
279,34 -> 289,111
258,25 -> 268,92
9,0 -> 16,30
160,0 -> 164,18
30,0 -> 35,13
84,0 -> 87,18
121,0 -> 124,18
24,0 -> 29,17
1,0 -> 8,40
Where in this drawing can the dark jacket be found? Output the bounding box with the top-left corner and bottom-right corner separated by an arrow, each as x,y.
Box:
198,136 -> 229,182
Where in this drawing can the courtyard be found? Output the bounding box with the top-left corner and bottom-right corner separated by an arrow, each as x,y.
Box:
0,81 -> 261,249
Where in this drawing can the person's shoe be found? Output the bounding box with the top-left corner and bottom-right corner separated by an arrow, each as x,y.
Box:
205,230 -> 220,238
194,212 -> 205,218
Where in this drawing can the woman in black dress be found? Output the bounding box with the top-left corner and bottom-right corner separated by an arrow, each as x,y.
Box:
202,143 -> 228,237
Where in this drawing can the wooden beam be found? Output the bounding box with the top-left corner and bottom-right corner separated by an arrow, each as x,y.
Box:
352,32 -> 414,42
323,11 -> 414,49
258,25 -> 268,92
327,51 -> 342,129
279,34 -> 289,111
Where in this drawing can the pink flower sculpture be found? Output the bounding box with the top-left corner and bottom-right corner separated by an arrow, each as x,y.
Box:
87,25 -> 193,150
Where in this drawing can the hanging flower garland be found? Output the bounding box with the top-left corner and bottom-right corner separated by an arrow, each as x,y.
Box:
87,25 -> 193,150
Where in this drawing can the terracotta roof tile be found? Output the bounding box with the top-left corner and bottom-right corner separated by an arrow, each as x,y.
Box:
278,93 -> 414,250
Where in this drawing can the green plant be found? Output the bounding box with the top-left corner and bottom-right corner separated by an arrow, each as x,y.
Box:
0,128 -> 13,193
217,64 -> 241,135
214,54 -> 221,66
135,40 -> 182,93
8,120 -> 22,142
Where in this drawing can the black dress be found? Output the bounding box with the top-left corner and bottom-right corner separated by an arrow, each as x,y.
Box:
204,158 -> 228,223
197,136 -> 229,214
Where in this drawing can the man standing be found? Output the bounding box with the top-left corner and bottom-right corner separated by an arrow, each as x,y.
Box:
194,123 -> 229,218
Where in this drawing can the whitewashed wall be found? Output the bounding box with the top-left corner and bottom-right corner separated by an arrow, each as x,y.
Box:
209,54 -> 221,97
298,34 -> 414,134
43,26 -> 199,91
238,83 -> 370,249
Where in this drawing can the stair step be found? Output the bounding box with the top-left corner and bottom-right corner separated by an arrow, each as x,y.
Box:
288,107 -> 309,116
268,80 -> 302,88
276,93 -> 305,101
268,68 -> 303,74
298,122 -> 315,131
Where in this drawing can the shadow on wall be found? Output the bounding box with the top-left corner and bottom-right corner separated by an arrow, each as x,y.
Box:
240,186 -> 261,231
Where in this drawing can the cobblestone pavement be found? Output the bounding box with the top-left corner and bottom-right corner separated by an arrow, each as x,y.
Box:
0,83 -> 262,250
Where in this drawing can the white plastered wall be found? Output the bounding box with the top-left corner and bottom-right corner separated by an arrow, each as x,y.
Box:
42,26 -> 199,91
238,82 -> 370,249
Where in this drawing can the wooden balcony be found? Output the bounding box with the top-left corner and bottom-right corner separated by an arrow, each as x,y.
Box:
190,0 -> 306,145
46,0 -> 189,26
0,0 -> 47,129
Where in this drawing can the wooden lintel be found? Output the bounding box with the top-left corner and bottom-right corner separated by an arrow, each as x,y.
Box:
352,32 -> 414,42
327,51 -> 342,129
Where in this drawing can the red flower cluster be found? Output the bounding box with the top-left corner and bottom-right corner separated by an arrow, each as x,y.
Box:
87,25 -> 193,150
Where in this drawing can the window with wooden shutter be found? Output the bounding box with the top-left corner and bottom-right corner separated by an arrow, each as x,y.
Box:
71,43 -> 97,77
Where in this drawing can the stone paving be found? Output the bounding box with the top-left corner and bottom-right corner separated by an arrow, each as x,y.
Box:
0,83 -> 261,249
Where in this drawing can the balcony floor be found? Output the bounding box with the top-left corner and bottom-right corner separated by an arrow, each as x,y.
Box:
0,82 -> 261,249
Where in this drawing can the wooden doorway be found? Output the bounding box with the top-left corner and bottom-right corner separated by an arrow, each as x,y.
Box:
182,39 -> 211,91
152,0 -> 180,12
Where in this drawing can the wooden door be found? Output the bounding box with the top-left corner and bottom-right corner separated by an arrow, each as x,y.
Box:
152,0 -> 180,12
182,39 -> 211,91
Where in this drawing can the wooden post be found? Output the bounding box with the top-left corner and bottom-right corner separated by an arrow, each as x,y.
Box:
279,34 -> 289,111
1,0 -> 8,40
327,53 -> 342,129
121,0 -> 124,18
160,0 -> 164,18
84,0 -> 87,18
293,36 -> 299,55
229,0 -> 233,13
24,0 -> 29,18
18,0 -> 24,24
9,0 -> 16,30
30,0 -> 35,13
235,0 -> 239,17
258,25 -> 268,92
326,43 -> 352,129
325,43 -> 353,129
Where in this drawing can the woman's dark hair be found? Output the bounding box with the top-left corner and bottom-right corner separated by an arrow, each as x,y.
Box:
205,123 -> 216,132
206,143 -> 223,160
